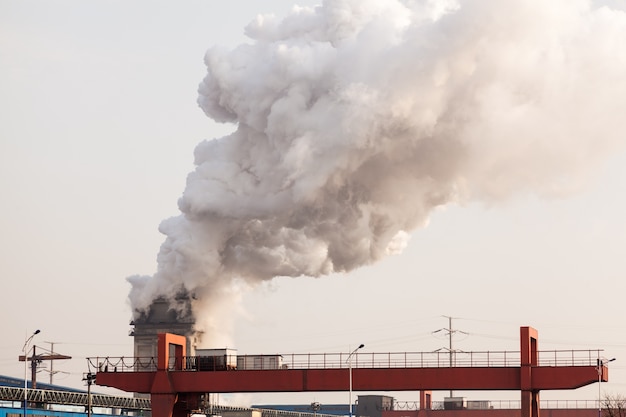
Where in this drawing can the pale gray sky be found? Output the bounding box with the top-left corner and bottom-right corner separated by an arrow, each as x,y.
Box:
1,0 -> 625,407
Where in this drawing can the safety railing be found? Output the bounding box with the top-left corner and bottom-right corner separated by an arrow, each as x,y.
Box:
278,349 -> 601,369
88,349 -> 602,373
89,356 -> 158,372
395,399 -> 601,410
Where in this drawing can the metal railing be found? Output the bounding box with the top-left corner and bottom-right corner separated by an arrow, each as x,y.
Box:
88,349 -> 602,373
395,399 -> 601,410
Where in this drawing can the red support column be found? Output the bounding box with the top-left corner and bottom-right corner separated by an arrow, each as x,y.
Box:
151,393 -> 180,417
419,390 -> 432,410
157,333 -> 187,370
150,333 -> 188,417
520,326 -> 540,417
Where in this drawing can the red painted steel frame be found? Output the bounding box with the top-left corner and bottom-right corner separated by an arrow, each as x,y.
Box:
94,327 -> 608,417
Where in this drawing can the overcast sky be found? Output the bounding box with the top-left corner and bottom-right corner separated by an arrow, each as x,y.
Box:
1,0 -> 625,408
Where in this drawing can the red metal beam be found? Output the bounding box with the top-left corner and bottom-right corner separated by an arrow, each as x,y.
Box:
95,365 -> 601,394
532,366 -> 602,390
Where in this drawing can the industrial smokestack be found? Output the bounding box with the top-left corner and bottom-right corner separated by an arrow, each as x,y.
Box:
128,0 -> 626,344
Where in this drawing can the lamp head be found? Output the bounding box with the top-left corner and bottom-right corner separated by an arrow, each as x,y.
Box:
34,330 -> 41,335
358,344 -> 365,349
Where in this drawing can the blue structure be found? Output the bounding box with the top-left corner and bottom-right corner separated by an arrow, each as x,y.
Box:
0,374 -> 141,416
0,408 -> 112,417
0,374 -> 87,393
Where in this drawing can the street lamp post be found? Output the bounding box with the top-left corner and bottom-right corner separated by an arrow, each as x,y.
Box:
597,357 -> 616,417
347,344 -> 364,417
22,329 -> 41,416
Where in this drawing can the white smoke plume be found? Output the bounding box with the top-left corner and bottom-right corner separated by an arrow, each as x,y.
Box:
128,0 -> 626,344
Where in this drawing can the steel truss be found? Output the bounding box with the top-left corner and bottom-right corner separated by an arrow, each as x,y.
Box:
0,386 -> 151,410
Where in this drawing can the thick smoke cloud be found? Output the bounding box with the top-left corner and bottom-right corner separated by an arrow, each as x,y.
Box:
128,0 -> 626,344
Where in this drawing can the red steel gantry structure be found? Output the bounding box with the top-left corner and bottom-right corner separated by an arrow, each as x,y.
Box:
92,326 -> 608,417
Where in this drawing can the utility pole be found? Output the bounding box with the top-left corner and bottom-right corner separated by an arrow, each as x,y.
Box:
19,345 -> 72,389
433,315 -> 468,398
83,372 -> 96,417
31,345 -> 38,389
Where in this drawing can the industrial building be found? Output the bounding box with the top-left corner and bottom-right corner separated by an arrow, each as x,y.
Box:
130,296 -> 197,359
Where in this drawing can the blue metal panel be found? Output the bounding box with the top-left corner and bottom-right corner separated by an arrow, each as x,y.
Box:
0,407 -> 112,417
0,375 -> 87,394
